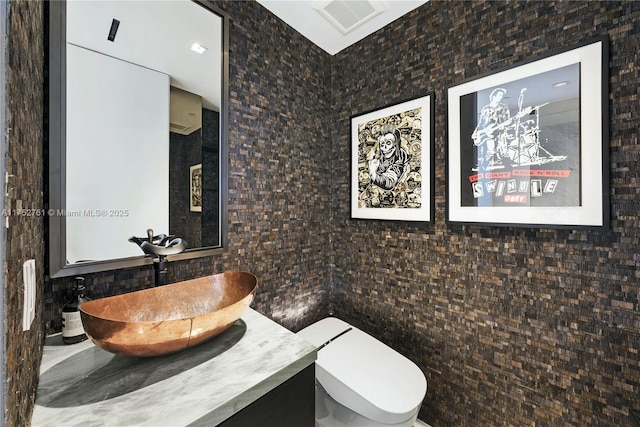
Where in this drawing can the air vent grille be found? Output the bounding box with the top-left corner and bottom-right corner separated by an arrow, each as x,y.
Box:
170,122 -> 190,132
316,0 -> 385,35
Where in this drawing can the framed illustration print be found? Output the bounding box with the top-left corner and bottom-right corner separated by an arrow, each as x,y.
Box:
446,37 -> 609,229
351,94 -> 434,222
190,163 -> 202,212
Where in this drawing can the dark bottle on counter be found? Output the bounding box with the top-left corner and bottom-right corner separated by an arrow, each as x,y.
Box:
61,277 -> 88,344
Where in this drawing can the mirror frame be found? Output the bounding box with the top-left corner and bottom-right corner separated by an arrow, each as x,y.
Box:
47,0 -> 229,278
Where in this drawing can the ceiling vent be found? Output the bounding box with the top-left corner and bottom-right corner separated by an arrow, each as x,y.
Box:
315,0 -> 386,35
170,86 -> 202,136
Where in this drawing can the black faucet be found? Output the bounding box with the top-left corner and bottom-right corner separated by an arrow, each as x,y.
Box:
129,229 -> 187,286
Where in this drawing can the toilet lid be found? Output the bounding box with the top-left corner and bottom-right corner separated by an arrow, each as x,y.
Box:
298,318 -> 427,424
297,317 -> 352,348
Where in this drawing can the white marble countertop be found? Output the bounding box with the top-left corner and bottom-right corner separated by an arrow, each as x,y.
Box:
32,309 -> 317,427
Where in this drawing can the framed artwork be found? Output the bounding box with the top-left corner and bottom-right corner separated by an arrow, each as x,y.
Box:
351,94 -> 434,222
446,37 -> 609,229
190,163 -> 202,212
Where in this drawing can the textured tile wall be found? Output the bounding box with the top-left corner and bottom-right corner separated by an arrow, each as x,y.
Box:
330,1 -> 640,426
5,1 -> 45,425
45,0 -> 333,336
38,1 -> 640,426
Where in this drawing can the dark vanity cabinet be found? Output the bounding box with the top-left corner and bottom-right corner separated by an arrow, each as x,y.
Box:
216,364 -> 315,427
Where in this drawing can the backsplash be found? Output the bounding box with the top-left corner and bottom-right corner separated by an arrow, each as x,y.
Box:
330,1 -> 639,426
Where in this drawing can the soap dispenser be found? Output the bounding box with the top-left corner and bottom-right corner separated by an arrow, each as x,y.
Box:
61,277 -> 88,344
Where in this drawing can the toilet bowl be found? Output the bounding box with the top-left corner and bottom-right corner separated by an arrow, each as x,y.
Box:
297,317 -> 427,427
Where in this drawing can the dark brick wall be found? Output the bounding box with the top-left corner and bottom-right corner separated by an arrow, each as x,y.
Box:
5,1 -> 45,425
202,108 -> 220,247
45,0 -> 333,336
169,129 -> 202,248
28,0 -> 639,426
330,1 -> 640,426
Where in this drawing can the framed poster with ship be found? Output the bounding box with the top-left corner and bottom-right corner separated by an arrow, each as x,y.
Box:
446,37 -> 609,229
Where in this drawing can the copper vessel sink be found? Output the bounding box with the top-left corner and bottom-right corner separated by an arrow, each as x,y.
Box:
79,271 -> 257,357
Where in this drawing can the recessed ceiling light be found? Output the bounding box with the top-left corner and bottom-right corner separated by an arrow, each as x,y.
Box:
190,43 -> 207,54
553,81 -> 568,88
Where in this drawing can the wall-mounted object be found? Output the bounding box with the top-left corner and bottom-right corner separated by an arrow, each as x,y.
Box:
190,164 -> 203,212
47,0 -> 229,277
22,260 -> 36,331
350,94 -> 435,222
446,37 -> 609,229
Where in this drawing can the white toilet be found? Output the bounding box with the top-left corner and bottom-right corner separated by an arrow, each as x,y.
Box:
297,317 -> 427,427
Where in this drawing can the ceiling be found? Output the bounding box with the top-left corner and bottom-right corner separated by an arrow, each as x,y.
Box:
65,0 -> 428,115
66,1 -> 222,110
256,0 -> 429,55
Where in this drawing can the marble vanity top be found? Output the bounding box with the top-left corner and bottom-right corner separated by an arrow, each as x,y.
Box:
32,309 -> 317,426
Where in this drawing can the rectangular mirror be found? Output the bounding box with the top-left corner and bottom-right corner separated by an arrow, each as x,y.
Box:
48,0 -> 229,278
